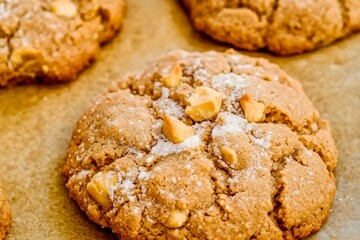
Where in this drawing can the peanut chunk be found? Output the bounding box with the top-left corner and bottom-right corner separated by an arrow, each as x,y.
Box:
162,63 -> 182,88
87,172 -> 118,208
163,115 -> 194,144
240,94 -> 265,123
10,47 -> 43,70
164,210 -> 189,228
220,147 -> 237,165
216,196 -> 233,213
51,0 -> 77,18
185,87 -> 222,122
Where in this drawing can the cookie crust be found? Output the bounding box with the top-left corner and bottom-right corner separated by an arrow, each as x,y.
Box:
0,0 -> 126,87
0,188 -> 11,240
64,50 -> 337,239
181,0 -> 360,55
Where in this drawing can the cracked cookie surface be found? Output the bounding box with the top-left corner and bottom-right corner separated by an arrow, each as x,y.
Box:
181,0 -> 360,55
64,50 -> 337,239
0,0 -> 125,87
0,188 -> 11,240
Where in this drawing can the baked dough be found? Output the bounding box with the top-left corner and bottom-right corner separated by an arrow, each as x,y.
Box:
64,50 -> 337,239
181,0 -> 360,55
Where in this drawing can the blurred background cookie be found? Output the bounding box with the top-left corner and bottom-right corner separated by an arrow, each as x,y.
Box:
64,50 -> 337,239
0,0 -> 126,87
181,0 -> 360,55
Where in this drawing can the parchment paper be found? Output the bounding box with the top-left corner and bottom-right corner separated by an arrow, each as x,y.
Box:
0,0 -> 359,239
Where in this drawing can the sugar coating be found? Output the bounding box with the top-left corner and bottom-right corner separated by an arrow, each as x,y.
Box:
64,50 -> 338,240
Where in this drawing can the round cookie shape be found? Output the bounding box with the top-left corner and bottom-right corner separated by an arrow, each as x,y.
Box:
181,0 -> 360,55
64,50 -> 337,239
0,188 -> 11,240
0,0 -> 126,87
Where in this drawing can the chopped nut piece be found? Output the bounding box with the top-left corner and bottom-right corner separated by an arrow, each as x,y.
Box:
240,94 -> 265,123
10,47 -> 43,70
164,210 -> 189,228
42,65 -> 49,73
51,0 -> 77,18
162,63 -> 182,88
220,147 -> 238,165
185,87 -> 222,122
86,172 -> 118,208
216,198 -> 233,213
163,115 -> 194,144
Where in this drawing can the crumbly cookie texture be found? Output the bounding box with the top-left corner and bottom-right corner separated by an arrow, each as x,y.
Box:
0,0 -> 126,87
0,188 -> 11,240
181,0 -> 360,55
64,50 -> 337,239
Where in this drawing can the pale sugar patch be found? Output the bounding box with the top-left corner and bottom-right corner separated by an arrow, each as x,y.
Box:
161,87 -> 170,98
76,169 -> 91,178
151,135 -> 201,156
248,129 -> 272,149
0,3 -> 11,19
153,87 -> 184,118
145,156 -> 155,164
109,167 -> 151,205
194,68 -> 211,84
211,112 -> 247,137
151,120 -> 203,156
154,98 -> 184,118
138,171 -> 150,181
128,148 -> 144,159
184,57 -> 202,76
70,170 -> 91,182
227,54 -> 243,62
133,207 -> 141,214
211,73 -> 248,112
75,143 -> 90,162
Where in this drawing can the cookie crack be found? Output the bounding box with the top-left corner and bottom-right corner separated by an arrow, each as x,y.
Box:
5,19 -> 21,71
265,0 -> 280,45
225,50 -> 301,92
263,107 -> 317,135
270,155 -> 289,236
337,0 -> 349,33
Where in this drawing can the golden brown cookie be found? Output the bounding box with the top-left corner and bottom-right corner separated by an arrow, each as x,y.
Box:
0,188 -> 11,240
181,0 -> 360,55
64,50 -> 337,239
0,0 -> 126,87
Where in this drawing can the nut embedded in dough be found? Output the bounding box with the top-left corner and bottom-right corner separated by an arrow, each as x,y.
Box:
86,172 -> 118,208
162,63 -> 182,88
220,146 -> 238,165
164,210 -> 189,228
240,94 -> 265,123
163,115 -> 194,144
185,87 -> 222,122
10,47 -> 43,70
51,0 -> 78,18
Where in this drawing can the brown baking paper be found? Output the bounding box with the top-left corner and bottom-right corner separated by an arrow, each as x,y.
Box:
0,0 -> 359,239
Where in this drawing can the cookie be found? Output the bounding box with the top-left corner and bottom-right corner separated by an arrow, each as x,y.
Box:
64,50 -> 337,239
181,0 -> 360,55
0,188 -> 11,240
0,0 -> 126,87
